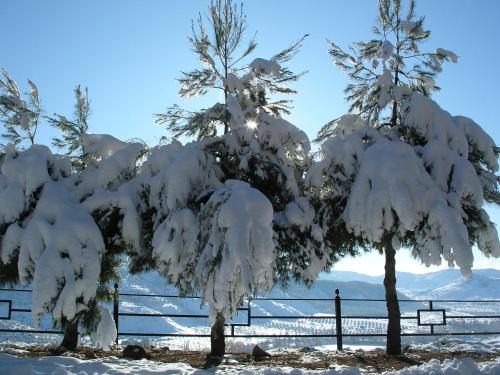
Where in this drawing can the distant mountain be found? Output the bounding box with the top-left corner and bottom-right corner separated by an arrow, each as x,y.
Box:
318,268 -> 500,300
318,271 -> 382,284
411,272 -> 500,300
119,267 -> 500,302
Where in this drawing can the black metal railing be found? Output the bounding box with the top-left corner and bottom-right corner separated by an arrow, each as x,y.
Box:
2,285 -> 500,350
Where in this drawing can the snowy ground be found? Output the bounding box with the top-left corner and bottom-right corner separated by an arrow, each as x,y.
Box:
2,270 -> 500,373
0,344 -> 500,374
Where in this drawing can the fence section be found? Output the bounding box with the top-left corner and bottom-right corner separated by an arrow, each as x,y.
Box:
1,285 -> 500,350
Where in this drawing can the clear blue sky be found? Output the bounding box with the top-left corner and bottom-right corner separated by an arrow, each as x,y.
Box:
3,0 -> 500,275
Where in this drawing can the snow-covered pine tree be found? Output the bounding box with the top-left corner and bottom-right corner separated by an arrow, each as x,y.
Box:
0,75 -> 145,350
42,85 -> 92,349
47,89 -> 146,351
0,135 -> 144,347
0,137 -> 145,351
154,0 -> 308,356
310,0 -> 500,355
140,87 -> 329,356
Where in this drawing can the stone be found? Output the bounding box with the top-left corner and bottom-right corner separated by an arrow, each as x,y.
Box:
299,346 -> 317,353
122,345 -> 151,360
252,345 -> 271,359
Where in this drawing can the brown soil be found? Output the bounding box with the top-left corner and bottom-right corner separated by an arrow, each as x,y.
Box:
2,344 -> 499,372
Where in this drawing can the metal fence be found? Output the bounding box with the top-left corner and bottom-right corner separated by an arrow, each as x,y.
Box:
1,286 -> 500,350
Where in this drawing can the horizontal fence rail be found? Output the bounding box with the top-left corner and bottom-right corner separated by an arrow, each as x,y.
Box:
1,285 -> 500,350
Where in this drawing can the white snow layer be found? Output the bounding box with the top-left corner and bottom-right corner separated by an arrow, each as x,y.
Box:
18,182 -> 105,327
0,145 -> 70,224
140,140 -> 222,221
327,114 -> 369,136
380,40 -> 394,60
152,207 -> 200,288
223,73 -> 246,93
82,133 -> 135,166
0,353 -> 499,374
91,306 -> 117,351
436,48 -> 459,63
197,180 -> 275,323
249,58 -> 281,76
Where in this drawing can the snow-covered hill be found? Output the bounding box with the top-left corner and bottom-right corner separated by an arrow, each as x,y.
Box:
320,268 -> 500,300
120,267 -> 500,301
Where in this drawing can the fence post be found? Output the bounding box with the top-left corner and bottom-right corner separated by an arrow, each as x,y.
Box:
335,288 -> 343,351
429,300 -> 434,335
247,297 -> 252,326
113,283 -> 119,344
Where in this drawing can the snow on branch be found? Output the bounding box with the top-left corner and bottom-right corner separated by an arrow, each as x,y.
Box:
18,182 -> 105,327
196,180 -> 275,322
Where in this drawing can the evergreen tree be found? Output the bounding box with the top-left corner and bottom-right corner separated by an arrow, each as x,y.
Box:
312,0 -> 500,355
140,70 -> 332,355
0,74 -> 145,351
46,89 -> 137,350
153,0 -> 308,356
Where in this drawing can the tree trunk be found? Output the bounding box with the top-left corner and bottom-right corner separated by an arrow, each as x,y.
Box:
210,312 -> 225,356
384,241 -> 401,355
59,317 -> 79,351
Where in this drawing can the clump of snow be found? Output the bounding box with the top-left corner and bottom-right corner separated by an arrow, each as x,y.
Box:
436,48 -> 458,63
82,134 -> 133,166
77,136 -> 145,194
91,306 -> 117,351
223,73 -> 245,93
0,223 -> 24,264
18,182 -> 105,327
380,40 -> 394,60
256,113 -> 311,197
249,58 -> 281,76
455,115 -> 498,172
307,126 -> 381,194
401,20 -> 417,34
152,208 -> 199,289
196,180 -> 275,323
285,197 -> 315,230
226,94 -> 246,131
328,114 -> 368,136
139,140 -> 222,221
377,67 -> 394,107
0,145 -> 70,224
82,185 -> 142,253
401,93 -> 469,157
